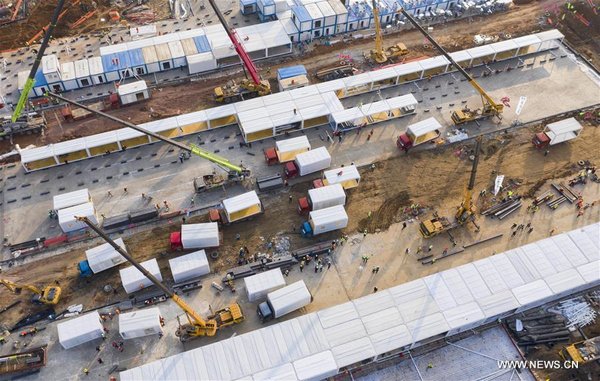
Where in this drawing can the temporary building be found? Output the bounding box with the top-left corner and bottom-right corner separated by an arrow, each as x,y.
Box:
277,65 -> 307,80
308,184 -> 346,211
222,191 -> 262,223
61,61 -> 78,91
294,146 -> 331,176
323,165 -> 360,189
169,250 -> 210,283
57,311 -> 104,349
267,280 -> 312,318
187,52 -> 217,74
119,307 -> 163,339
180,223 -> 220,249
293,351 -> 338,381
53,188 -> 92,211
117,80 -> 150,105
85,237 -> 127,274
309,205 -> 348,235
405,117 -> 442,146
244,268 -> 286,302
58,202 -> 98,233
275,136 -> 311,162
74,59 -> 92,87
120,258 -> 163,294
543,118 -> 583,145
88,56 -> 106,85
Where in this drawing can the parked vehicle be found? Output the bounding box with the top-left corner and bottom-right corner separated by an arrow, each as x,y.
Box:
264,136 -> 311,165
301,205 -> 349,237
397,117 -> 442,152
297,184 -> 346,215
209,191 -> 263,225
532,117 -> 582,149
78,238 -> 127,277
284,147 -> 331,179
257,280 -> 312,322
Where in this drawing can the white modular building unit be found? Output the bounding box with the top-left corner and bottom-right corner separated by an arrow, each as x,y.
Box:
85,238 -> 127,274
57,311 -> 104,349
74,59 -> 92,87
88,56 -> 106,85
120,258 -> 163,294
117,80 -> 150,105
275,135 -> 311,162
187,51 -> 217,74
293,350 -> 338,381
58,202 -> 98,233
244,268 -> 287,302
267,280 -> 312,318
294,146 -> 331,176
222,191 -> 262,223
53,188 -> 92,211
130,25 -> 157,39
543,118 -> 583,145
308,184 -> 346,210
168,40 -> 187,67
181,222 -> 220,249
317,1 -> 336,30
406,117 -> 442,146
535,29 -> 565,51
169,250 -> 210,283
309,204 -> 348,235
330,108 -> 367,131
61,61 -> 78,91
42,54 -> 62,84
119,307 -> 163,339
323,165 -> 361,189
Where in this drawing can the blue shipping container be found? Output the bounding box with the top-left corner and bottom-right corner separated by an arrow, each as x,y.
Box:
277,65 -> 307,80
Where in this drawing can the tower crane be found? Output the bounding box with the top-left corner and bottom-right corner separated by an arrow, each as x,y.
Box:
0,279 -> 61,305
206,0 -> 271,103
368,0 -> 408,64
75,216 -> 244,340
398,8 -> 503,125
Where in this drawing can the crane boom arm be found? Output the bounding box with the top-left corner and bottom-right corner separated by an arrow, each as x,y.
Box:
1,280 -> 42,295
371,0 -> 384,56
206,0 -> 261,85
398,8 -> 502,111
11,0 -> 67,122
75,217 -> 209,327
467,137 -> 482,191
46,92 -> 248,176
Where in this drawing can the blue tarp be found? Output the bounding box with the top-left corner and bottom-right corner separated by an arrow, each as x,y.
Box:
128,48 -> 145,67
193,35 -> 211,53
34,69 -> 48,86
291,6 -> 311,23
101,52 -> 131,72
277,65 -> 307,80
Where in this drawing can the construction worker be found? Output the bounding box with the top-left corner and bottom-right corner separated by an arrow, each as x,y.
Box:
83,368 -> 90,375
289,195 -> 293,203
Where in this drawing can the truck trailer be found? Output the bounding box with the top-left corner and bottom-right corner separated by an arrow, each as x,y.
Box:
257,280 -> 312,322
284,146 -> 331,178
323,165 -> 361,190
78,238 -> 127,277
397,117 -> 442,151
298,184 -> 346,215
264,136 -> 311,165
170,222 -> 220,250
244,268 -> 286,302
209,191 -> 263,224
532,117 -> 582,149
301,204 -> 349,237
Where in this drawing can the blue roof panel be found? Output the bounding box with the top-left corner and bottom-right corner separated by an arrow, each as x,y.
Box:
128,48 -> 145,67
291,6 -> 311,23
277,65 -> 307,79
34,69 -> 48,86
193,35 -> 211,53
101,52 -> 131,72
240,0 -> 256,5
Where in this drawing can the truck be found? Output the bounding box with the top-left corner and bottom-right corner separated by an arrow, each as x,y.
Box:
244,268 -> 286,302
284,146 -> 331,179
264,136 -> 311,166
301,205 -> 349,237
78,238 -> 127,277
170,222 -> 220,251
532,117 -> 583,149
315,64 -> 358,81
209,191 -> 263,225
257,280 -> 312,322
0,345 -> 48,379
297,184 -> 346,215
0,113 -> 46,142
397,117 -> 442,152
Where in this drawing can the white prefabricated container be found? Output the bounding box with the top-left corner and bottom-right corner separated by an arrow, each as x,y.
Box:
181,222 -> 219,249
294,146 -> 331,176
117,80 -> 150,105
244,268 -> 286,302
119,307 -> 163,339
57,311 -> 104,349
169,250 -> 210,283
53,188 -> 91,211
58,202 -> 98,233
222,191 -> 262,223
187,51 -> 217,74
308,184 -> 346,211
406,117 -> 442,146
119,258 -> 163,294
309,204 -> 348,235
61,61 -> 78,91
293,350 -> 338,381
543,118 -> 583,145
267,280 -> 312,318
85,237 -> 127,274
323,165 -> 361,189
275,136 -> 311,162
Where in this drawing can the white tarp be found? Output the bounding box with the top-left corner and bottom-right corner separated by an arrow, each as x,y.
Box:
308,184 -> 346,210
120,258 -> 162,294
119,307 -> 162,339
295,146 -> 331,176
85,237 -> 127,274
493,175 -> 505,196
309,205 -> 348,235
169,250 -> 210,283
181,223 -> 219,249
53,188 -> 91,211
245,268 -> 286,302
57,311 -> 103,349
58,202 -> 98,233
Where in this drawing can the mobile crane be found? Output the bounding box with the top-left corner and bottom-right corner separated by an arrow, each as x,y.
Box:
398,8 -> 503,125
206,0 -> 271,103
76,216 -> 244,340
419,137 -> 482,238
0,279 -> 61,305
368,0 -> 408,64
47,92 -> 250,186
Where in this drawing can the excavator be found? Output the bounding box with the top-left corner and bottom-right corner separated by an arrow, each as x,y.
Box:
0,280 -> 61,305
76,216 -> 244,340
419,137 -> 482,238
207,0 -> 271,103
398,8 -> 503,125
368,0 -> 408,64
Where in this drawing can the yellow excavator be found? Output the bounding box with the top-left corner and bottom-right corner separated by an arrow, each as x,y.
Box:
76,217 -> 244,340
369,0 -> 408,64
398,8 -> 503,125
0,280 -> 61,305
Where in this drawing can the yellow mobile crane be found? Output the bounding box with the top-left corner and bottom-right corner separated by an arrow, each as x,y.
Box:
368,0 -> 408,64
76,216 -> 244,340
0,280 -> 61,305
398,8 -> 503,125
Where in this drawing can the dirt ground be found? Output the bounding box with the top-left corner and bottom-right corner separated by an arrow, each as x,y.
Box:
1,113 -> 598,329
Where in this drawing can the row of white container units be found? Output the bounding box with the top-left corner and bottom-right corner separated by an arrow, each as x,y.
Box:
120,222 -> 599,381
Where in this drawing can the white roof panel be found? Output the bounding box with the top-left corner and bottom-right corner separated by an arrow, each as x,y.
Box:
440,269 -> 474,305
511,279 -> 553,306
535,29 -> 564,42
418,56 -> 449,70
276,136 -> 311,153
223,191 -> 261,214
368,66 -> 398,82
362,306 -> 403,335
449,50 -> 472,63
57,311 -> 103,349
567,228 -> 598,262
535,238 -> 575,272
455,263 -> 492,299
299,104 -> 330,120
370,324 -> 412,356
466,44 -> 495,59
242,117 -> 274,134
330,108 -> 364,124
360,100 -> 390,115
323,318 -> 366,347
423,273 -> 458,311
443,301 -> 485,330
323,165 -> 360,185
487,254 -> 526,288
293,351 -> 338,381
406,313 -> 450,342
512,34 -> 542,48
253,363 -> 298,381
289,85 -> 320,100
234,97 -> 266,114
476,290 -> 520,318
544,268 -> 586,295
394,61 -> 423,76
318,301 -> 359,328
168,249 -> 210,283
321,91 -> 344,112
140,116 -> 178,134
386,94 -> 418,109
88,56 -> 104,75
74,59 -> 90,78
490,39 -> 519,54
520,243 -> 557,277
550,235 -> 591,267
85,131 -> 119,148
316,78 -> 345,93
296,313 -> 330,353
20,145 -> 55,163
177,110 -> 207,126
53,188 -> 90,211
85,237 -> 127,274
332,336 -> 375,368
118,80 -> 148,96
206,104 -> 236,119
53,137 -> 86,155
577,261 -> 600,284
